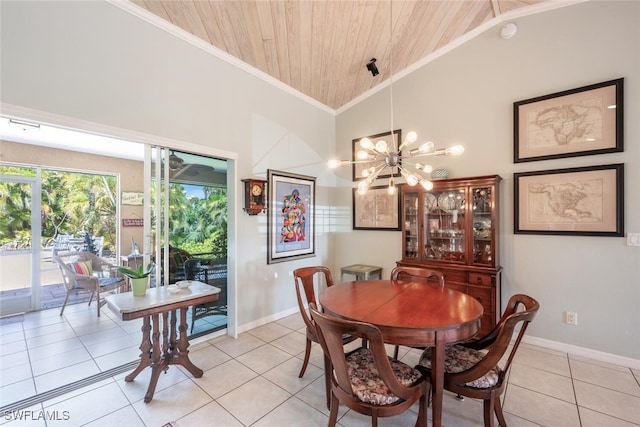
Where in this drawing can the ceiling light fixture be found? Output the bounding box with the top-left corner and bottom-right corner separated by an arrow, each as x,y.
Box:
328,2 -> 464,196
366,58 -> 379,76
168,151 -> 184,171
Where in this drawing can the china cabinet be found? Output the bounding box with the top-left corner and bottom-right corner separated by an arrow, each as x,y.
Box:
398,175 -> 501,335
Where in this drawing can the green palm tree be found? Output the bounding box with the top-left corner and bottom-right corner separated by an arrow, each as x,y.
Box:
0,181 -> 32,247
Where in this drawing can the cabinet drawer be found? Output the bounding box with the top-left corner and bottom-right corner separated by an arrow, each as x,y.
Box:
469,273 -> 493,286
466,286 -> 492,314
442,270 -> 467,283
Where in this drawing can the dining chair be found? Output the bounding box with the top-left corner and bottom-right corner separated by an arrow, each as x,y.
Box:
416,294 -> 540,427
53,251 -> 125,316
294,266 -> 358,378
309,302 -> 428,427
390,266 -> 445,358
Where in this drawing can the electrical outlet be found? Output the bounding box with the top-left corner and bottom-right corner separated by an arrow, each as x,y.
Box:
565,311 -> 578,325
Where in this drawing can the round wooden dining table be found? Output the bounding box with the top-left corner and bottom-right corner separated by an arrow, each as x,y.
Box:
319,279 -> 484,427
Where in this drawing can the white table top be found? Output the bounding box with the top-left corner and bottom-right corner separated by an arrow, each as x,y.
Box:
105,281 -> 220,315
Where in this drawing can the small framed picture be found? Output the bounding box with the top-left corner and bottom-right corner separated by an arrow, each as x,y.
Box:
121,191 -> 144,206
428,218 -> 440,232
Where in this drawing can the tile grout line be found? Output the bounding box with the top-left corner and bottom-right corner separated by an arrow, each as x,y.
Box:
0,360 -> 139,414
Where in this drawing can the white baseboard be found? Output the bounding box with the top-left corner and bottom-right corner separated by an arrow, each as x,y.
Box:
237,307 -> 300,335
230,308 -> 640,371
522,335 -> 640,370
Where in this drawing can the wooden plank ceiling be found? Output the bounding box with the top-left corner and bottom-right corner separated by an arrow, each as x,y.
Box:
131,0 -> 551,110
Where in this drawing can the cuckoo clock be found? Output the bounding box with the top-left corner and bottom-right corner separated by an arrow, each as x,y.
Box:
241,179 -> 267,215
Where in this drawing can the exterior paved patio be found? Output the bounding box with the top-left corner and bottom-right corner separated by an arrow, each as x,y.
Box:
0,282 -> 94,310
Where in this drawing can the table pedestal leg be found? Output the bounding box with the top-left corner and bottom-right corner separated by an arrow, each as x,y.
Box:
431,332 -> 446,427
125,308 -> 203,403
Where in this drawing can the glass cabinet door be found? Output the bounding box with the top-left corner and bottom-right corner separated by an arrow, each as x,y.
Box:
403,192 -> 419,260
424,188 -> 466,263
471,186 -> 493,266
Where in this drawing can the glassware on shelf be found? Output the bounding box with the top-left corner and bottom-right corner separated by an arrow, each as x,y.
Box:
473,187 -> 491,213
481,245 -> 492,263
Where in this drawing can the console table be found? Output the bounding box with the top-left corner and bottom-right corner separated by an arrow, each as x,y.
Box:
105,281 -> 220,402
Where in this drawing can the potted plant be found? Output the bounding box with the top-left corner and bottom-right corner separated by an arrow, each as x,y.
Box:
117,263 -> 155,296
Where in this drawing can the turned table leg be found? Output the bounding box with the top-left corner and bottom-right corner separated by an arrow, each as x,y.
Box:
176,307 -> 203,378
143,314 -> 164,403
125,308 -> 206,402
125,316 -> 152,382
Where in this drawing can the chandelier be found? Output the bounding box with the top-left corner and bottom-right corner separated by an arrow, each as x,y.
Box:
327,1 -> 464,196
328,133 -> 464,195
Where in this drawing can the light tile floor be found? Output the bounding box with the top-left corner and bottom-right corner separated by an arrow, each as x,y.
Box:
1,303 -> 639,427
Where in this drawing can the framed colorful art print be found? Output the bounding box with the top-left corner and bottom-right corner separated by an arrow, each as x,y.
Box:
267,169 -> 316,264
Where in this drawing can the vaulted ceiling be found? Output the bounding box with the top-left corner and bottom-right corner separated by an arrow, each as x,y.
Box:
131,1 -> 564,111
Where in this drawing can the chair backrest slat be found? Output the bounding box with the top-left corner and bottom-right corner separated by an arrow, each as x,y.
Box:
309,302 -> 422,402
293,266 -> 333,331
390,266 -> 445,287
447,294 -> 539,386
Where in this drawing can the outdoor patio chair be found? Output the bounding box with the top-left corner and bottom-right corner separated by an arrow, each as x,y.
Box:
53,251 -> 124,317
187,258 -> 228,333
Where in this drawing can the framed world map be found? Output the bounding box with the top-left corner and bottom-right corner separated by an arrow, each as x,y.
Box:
513,78 -> 623,163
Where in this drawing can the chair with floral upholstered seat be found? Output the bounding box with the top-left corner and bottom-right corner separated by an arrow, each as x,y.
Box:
309,302 -> 428,427
416,294 -> 539,427
294,266 -> 358,379
294,266 -> 361,409
54,251 -> 124,317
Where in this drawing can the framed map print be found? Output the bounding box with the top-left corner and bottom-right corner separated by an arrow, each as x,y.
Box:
514,78 -> 623,163
267,169 -> 316,264
514,164 -> 624,237
352,185 -> 401,230
352,130 -> 402,181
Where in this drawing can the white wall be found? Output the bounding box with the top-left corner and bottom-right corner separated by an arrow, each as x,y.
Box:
0,0 -> 336,327
336,1 -> 640,360
2,0 -> 638,362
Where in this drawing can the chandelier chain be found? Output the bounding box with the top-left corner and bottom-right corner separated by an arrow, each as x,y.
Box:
389,0 -> 394,152
326,0 -> 464,195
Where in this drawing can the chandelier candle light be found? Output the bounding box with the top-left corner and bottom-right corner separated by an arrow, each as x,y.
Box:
328,133 -> 464,196
327,1 -> 463,196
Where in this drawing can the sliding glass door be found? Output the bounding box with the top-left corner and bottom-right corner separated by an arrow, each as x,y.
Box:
0,164 -> 119,316
147,147 -> 228,337
0,172 -> 41,315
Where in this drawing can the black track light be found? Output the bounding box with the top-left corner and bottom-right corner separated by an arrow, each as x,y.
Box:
366,58 -> 379,76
